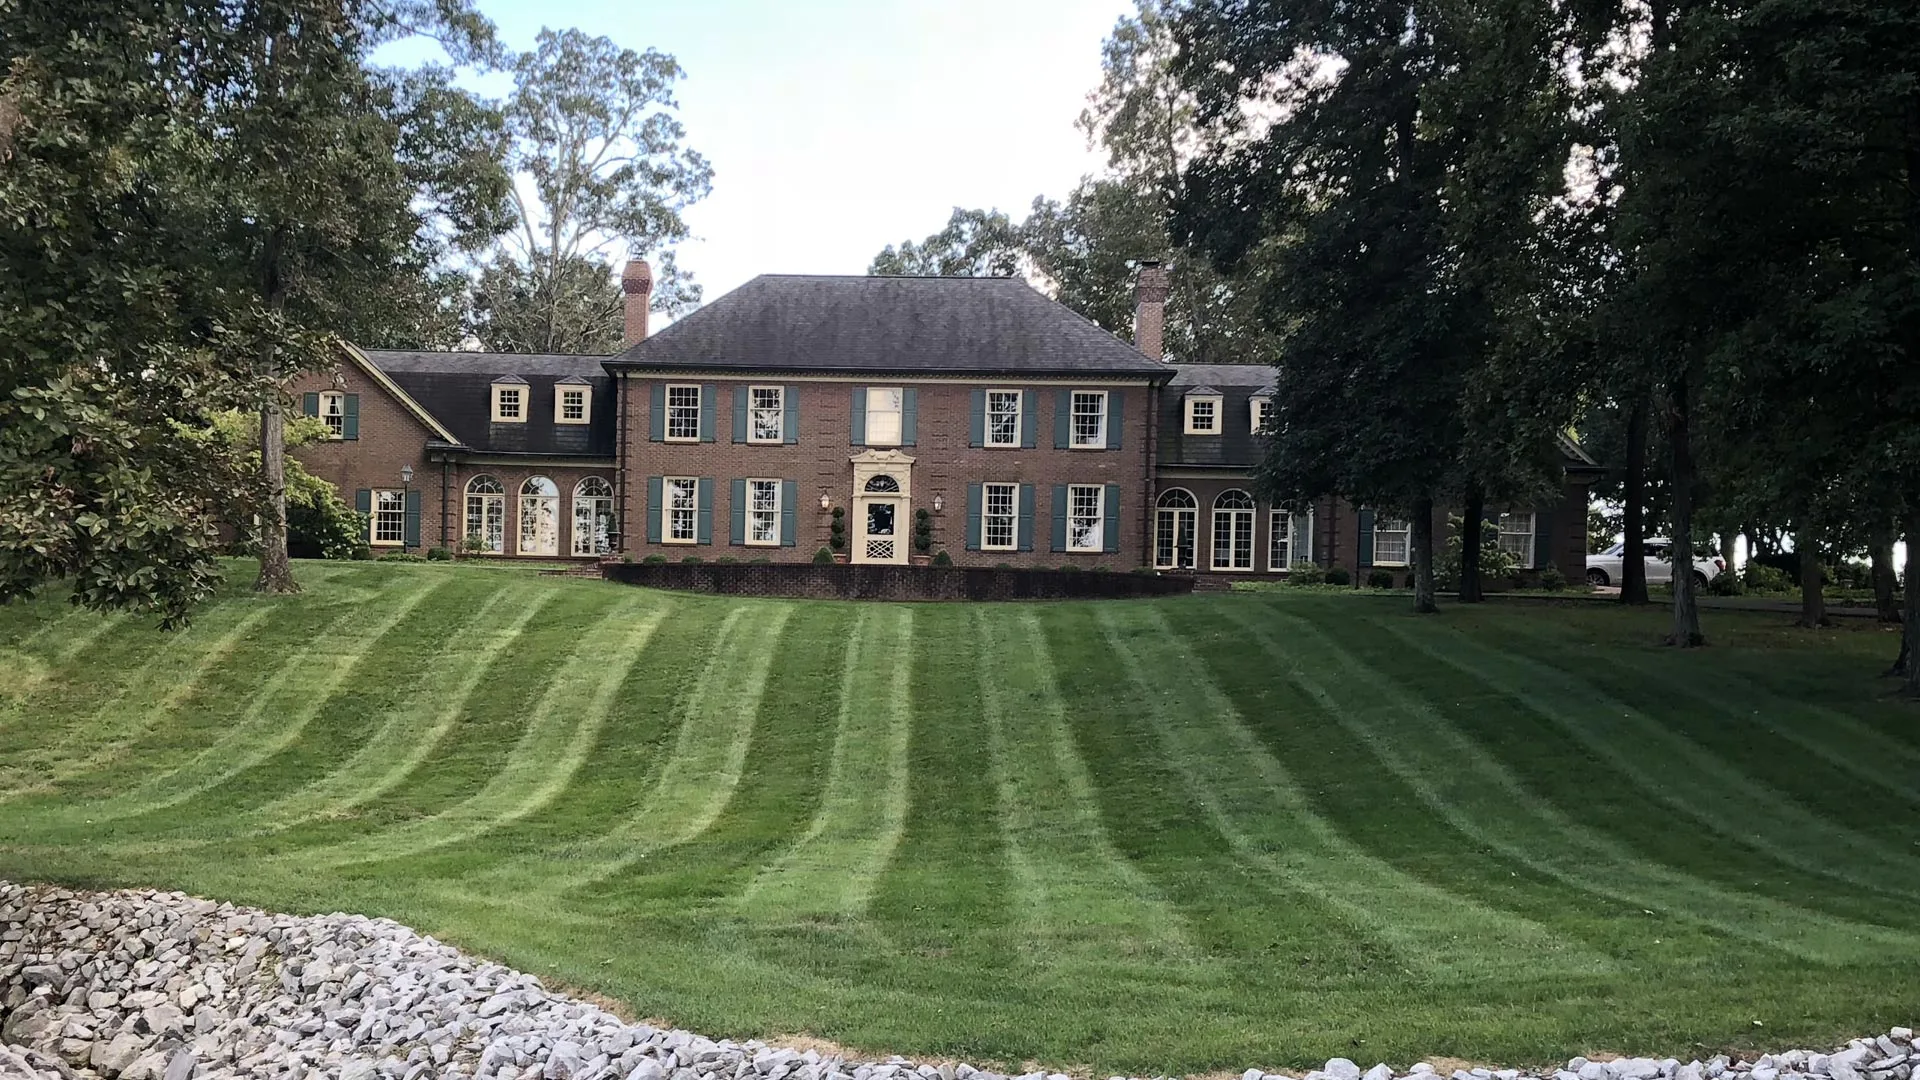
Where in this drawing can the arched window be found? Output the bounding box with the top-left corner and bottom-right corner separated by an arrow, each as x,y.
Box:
1154,488 -> 1198,570
572,476 -> 615,557
464,475 -> 506,554
864,474 -> 901,493
519,476 -> 559,556
1270,505 -> 1315,572
1212,489 -> 1256,571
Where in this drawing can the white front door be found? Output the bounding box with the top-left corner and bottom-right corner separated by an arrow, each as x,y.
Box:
854,493 -> 906,564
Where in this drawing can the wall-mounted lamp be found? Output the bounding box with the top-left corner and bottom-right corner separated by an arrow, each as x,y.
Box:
819,493 -> 831,510
932,495 -> 943,512
400,464 -> 414,484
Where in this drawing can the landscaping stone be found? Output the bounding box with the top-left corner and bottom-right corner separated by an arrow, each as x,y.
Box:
1,881 -> 1912,1080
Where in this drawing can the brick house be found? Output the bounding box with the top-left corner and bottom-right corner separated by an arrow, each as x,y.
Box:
1150,363 -> 1602,581
291,259 -> 1597,574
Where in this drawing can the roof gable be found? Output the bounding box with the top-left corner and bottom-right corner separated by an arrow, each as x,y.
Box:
610,274 -> 1170,378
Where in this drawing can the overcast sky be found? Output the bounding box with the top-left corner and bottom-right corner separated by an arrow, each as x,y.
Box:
475,0 -> 1134,304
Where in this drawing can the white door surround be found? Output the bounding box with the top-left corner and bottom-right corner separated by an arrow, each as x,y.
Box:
851,450 -> 914,565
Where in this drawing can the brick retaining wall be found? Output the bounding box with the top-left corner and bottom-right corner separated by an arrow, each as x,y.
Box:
601,562 -> 1194,601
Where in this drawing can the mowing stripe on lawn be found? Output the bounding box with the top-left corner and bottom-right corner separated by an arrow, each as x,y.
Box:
972,607 -> 1189,960
739,606 -> 913,922
1228,602 -> 1920,964
16,578 -> 448,831
0,609 -> 126,714
0,602 -> 277,800
1093,604 -> 1601,980
464,601 -> 794,899
300,597 -> 665,868
1382,618 -> 1920,901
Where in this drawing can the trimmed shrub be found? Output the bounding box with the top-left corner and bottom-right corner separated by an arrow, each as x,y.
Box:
931,550 -> 954,567
350,546 -> 373,561
1539,564 -> 1568,591
812,546 -> 836,565
1707,570 -> 1744,596
749,557 -> 772,565
286,491 -> 367,561
1744,563 -> 1793,593
1325,566 -> 1352,586
913,508 -> 933,555
829,507 -> 847,552
425,547 -> 452,562
681,556 -> 704,565
643,554 -> 668,565
377,552 -> 425,563
1287,562 -> 1326,586
714,556 -> 739,565
1366,568 -> 1395,589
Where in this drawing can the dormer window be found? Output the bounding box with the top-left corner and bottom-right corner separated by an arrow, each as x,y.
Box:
555,379 -> 592,425
491,376 -> 528,423
1183,386 -> 1222,435
1251,388 -> 1275,434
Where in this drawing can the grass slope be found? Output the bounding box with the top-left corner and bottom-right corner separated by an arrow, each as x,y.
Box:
1,562 -> 1915,1075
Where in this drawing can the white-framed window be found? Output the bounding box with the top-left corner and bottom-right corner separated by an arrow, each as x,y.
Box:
982,482 -> 1017,551
1070,391 -> 1108,448
371,489 -> 406,546
746,478 -> 781,545
748,386 -> 785,443
1155,488 -> 1197,570
1373,516 -> 1411,566
1185,395 -> 1221,435
556,386 -> 590,424
319,391 -> 347,438
491,384 -> 524,423
1251,397 -> 1270,434
663,477 -> 698,543
985,389 -> 1021,448
519,476 -> 559,556
573,477 -> 614,556
1498,512 -> 1536,568
866,387 -> 904,446
665,384 -> 701,442
464,475 -> 505,554
1211,489 -> 1255,570
1269,507 -> 1314,572
1067,484 -> 1105,552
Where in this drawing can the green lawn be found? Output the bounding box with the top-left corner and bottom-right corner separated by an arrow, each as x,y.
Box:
1,563 -> 1915,1075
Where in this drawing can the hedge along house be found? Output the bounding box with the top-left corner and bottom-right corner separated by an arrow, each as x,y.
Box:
1151,362 -> 1604,581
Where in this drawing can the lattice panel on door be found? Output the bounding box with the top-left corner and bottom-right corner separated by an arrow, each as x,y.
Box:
866,540 -> 895,560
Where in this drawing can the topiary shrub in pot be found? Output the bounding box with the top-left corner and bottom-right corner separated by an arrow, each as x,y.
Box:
931,550 -> 954,567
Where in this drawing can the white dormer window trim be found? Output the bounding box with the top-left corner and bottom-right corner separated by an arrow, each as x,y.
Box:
556,385 -> 591,425
1184,394 -> 1222,435
1251,397 -> 1270,434
491,382 -> 526,423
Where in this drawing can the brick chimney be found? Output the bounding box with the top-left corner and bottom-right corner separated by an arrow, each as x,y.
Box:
1132,259 -> 1171,360
621,258 -> 654,345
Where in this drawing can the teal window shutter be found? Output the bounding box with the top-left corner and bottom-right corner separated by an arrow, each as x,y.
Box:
696,478 -> 714,543
354,489 -> 372,540
1017,483 -> 1035,552
649,384 -> 665,441
1050,484 -> 1068,552
902,388 -> 918,446
1533,508 -> 1555,570
646,477 -> 663,543
1103,484 -> 1121,553
342,394 -> 359,440
1020,390 -> 1037,448
730,479 -> 747,545
1106,391 -> 1122,450
851,387 -> 867,446
968,390 -> 985,447
301,392 -> 319,417
780,480 -> 797,546
966,483 -> 983,551
1357,509 -> 1375,566
1054,391 -> 1072,449
784,386 -> 800,444
732,386 -> 748,443
403,489 -> 422,548
700,385 -> 717,442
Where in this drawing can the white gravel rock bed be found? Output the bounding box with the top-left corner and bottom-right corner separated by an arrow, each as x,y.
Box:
2,882 -> 1913,1080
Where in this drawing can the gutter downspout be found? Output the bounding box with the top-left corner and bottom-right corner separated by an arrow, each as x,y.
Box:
440,459 -> 450,549
1145,380 -> 1160,566
616,370 -> 629,556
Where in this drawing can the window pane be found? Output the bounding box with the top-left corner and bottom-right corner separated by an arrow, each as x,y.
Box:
750,387 -> 784,441
1497,513 -> 1534,567
1269,509 -> 1291,570
1070,392 -> 1106,446
1190,399 -> 1216,430
866,388 -> 903,445
987,391 -> 1020,446
749,479 -> 780,543
497,388 -> 521,418
666,478 -> 698,540
1375,518 -> 1410,565
562,389 -> 586,420
667,386 -> 701,440
374,490 -> 406,544
1068,485 -> 1103,551
984,483 -> 1016,549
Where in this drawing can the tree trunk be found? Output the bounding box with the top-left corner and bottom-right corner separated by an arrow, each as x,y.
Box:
1459,485 -> 1485,603
1871,531 -> 1899,623
255,388 -> 298,594
1412,495 -> 1438,614
1795,528 -> 1826,629
1622,397 -> 1650,604
1900,510 -> 1919,694
1666,376 -> 1702,646
1719,532 -> 1736,571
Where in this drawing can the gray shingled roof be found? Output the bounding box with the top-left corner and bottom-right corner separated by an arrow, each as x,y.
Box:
365,350 -> 609,378
1167,363 -> 1278,388
609,275 -> 1171,377
359,350 -> 614,458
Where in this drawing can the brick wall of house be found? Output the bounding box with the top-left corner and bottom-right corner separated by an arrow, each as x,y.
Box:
615,375 -> 1157,568
1316,485 -> 1592,583
289,368 -> 442,554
